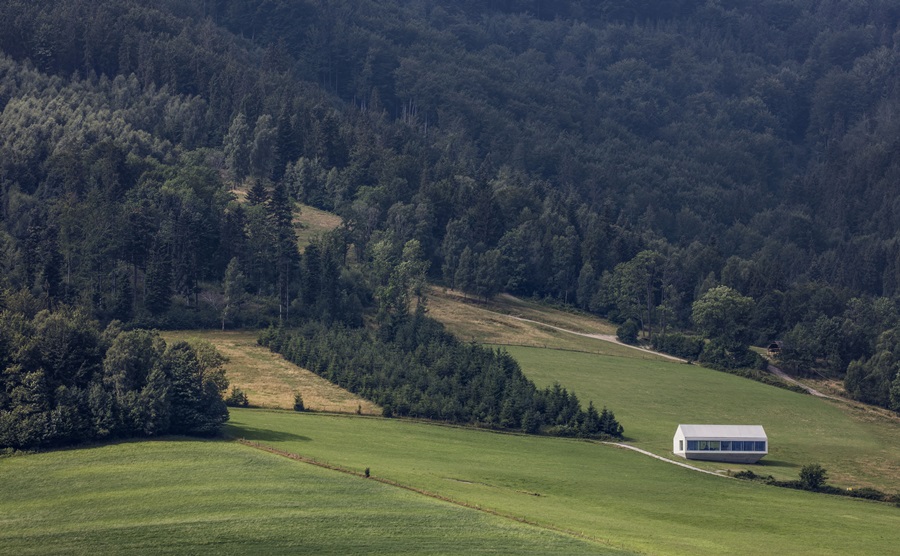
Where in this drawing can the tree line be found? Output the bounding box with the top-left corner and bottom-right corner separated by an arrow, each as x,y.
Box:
0,296 -> 229,450
259,308 -> 624,438
2,0 -> 900,413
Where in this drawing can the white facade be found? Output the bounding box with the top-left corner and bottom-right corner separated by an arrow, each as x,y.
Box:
673,424 -> 768,464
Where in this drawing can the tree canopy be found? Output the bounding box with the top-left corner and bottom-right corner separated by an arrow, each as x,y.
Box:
1,0 -> 900,411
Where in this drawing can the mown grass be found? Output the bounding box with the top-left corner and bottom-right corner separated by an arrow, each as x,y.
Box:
0,438 -> 612,555
426,292 -> 899,491
502,345 -> 900,491
228,409 -> 900,556
160,330 -> 379,414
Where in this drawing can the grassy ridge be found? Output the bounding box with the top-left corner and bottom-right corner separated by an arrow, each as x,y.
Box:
503,345 -> 900,491
227,409 -> 900,556
0,439 -> 612,555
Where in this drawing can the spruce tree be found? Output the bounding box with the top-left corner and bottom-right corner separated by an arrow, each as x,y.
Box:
268,182 -> 298,322
246,179 -> 269,206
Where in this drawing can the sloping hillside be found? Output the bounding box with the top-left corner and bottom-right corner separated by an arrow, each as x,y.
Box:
162,330 -> 380,414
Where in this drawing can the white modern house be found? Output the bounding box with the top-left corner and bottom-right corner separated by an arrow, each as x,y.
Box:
673,424 -> 768,464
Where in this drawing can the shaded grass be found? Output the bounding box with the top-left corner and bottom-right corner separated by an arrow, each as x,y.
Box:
228,409 -> 900,556
502,345 -> 900,492
160,330 -> 379,414
0,439 -> 610,555
293,203 -> 342,252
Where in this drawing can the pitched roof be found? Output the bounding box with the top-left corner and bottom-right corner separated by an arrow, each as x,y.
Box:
676,424 -> 767,439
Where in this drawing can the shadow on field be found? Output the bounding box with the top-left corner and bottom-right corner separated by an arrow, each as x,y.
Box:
232,426 -> 312,443
756,458 -> 799,468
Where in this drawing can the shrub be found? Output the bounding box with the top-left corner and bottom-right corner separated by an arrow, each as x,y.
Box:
225,387 -> 249,408
293,391 -> 305,412
650,333 -> 704,359
731,469 -> 778,483
616,319 -> 639,344
799,463 -> 828,491
846,487 -> 886,501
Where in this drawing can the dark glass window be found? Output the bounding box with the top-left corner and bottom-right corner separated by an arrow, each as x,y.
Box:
687,440 -> 698,450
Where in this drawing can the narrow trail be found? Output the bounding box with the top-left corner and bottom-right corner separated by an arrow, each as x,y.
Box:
766,364 -> 836,399
601,442 -> 730,477
505,315 -> 687,363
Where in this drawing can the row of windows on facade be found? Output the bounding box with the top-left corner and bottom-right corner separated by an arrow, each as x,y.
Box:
682,440 -> 766,452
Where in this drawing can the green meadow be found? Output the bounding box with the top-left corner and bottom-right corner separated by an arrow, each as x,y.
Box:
501,346 -> 900,491
0,439 -> 609,555
226,409 -> 900,556
5,308 -> 899,555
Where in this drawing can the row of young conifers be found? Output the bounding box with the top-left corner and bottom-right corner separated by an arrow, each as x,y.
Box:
259,310 -> 624,438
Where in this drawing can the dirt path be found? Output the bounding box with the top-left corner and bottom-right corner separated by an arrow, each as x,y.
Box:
766,364 -> 836,399
601,442 -> 730,478
506,315 -> 687,363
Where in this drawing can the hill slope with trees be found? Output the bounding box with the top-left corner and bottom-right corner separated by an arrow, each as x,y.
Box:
1,0 -> 900,411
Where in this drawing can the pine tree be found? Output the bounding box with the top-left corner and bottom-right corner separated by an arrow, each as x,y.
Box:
268,182 -> 298,322
454,246 -> 474,296
222,257 -> 247,330
246,179 -> 269,206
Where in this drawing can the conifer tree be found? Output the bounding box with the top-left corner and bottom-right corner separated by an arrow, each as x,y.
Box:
246,179 -> 269,206
223,112 -> 251,187
222,257 -> 246,330
268,181 -> 298,322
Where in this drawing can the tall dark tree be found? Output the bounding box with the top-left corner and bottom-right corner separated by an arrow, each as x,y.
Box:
144,239 -> 172,316
268,181 -> 299,322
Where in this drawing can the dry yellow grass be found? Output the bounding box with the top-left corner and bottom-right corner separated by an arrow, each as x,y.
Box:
426,287 -> 672,361
229,182 -> 342,252
293,203 -> 342,251
160,330 -> 380,414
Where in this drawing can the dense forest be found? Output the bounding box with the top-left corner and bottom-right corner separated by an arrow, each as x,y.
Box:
1,0 -> 900,413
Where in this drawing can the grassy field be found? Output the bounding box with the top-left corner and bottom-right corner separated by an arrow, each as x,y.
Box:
227,409 -> 900,556
160,330 -> 380,414
423,291 -> 900,491
0,439 -> 609,555
427,288 -> 670,360
502,345 -> 900,491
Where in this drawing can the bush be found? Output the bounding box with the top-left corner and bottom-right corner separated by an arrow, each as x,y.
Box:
846,487 -> 886,501
732,469 -> 773,482
225,387 -> 249,408
698,340 -> 763,370
799,463 -> 828,491
293,391 -> 305,412
617,319 -> 639,344
650,333 -> 704,359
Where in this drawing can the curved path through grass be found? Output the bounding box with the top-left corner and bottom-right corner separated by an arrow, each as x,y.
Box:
506,315 -> 686,362
228,409 -> 900,556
